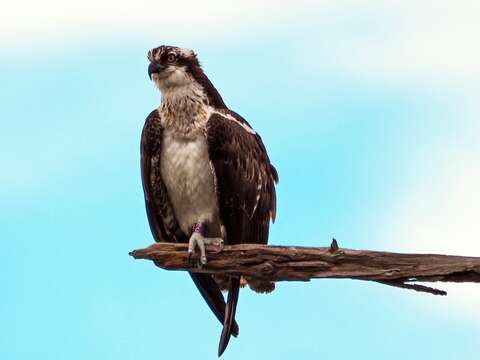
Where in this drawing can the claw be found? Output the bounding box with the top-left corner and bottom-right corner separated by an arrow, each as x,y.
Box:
198,237 -> 207,264
188,231 -> 224,266
212,239 -> 224,254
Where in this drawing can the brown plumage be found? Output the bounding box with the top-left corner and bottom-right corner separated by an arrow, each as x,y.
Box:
141,45 -> 278,356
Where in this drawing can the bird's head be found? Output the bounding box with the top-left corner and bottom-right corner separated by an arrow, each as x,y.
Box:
147,45 -> 226,109
147,45 -> 200,90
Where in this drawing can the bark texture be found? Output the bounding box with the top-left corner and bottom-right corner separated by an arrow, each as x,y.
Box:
130,240 -> 480,296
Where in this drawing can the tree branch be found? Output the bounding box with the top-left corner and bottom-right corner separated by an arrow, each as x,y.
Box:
129,239 -> 480,296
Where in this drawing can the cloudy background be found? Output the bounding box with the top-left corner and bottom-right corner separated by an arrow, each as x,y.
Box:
1,1 -> 479,359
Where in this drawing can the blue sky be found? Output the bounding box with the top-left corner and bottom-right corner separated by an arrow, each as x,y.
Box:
1,1 -> 479,359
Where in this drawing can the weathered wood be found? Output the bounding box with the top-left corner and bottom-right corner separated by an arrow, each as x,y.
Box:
129,240 -> 480,296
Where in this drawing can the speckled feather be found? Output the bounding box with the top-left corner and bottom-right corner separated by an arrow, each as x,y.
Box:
141,109 -> 240,337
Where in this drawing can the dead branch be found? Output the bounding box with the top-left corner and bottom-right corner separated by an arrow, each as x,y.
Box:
129,239 -> 480,296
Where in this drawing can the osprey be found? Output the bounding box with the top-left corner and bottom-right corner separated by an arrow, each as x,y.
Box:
141,45 -> 278,356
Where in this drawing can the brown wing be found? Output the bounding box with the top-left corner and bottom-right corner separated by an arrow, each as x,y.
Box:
207,111 -> 278,355
140,109 -> 239,337
141,109 -> 183,243
206,111 -> 278,246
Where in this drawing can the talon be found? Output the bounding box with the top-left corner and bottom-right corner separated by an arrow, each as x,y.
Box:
187,223 -> 224,265
211,238 -> 224,253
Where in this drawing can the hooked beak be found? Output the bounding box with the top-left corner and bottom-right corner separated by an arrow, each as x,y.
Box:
148,62 -> 162,80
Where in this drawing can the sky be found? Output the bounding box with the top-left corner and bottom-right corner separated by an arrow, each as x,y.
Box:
1,1 -> 479,359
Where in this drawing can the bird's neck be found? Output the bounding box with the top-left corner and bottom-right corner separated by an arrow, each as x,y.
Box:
159,82 -> 210,137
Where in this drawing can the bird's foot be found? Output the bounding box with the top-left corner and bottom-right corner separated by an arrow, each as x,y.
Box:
188,223 -> 224,265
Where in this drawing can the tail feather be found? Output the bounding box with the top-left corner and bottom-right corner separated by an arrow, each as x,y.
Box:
218,277 -> 240,357
190,273 -> 239,337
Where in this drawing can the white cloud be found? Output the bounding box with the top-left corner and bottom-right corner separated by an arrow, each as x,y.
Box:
5,1 -> 480,87
0,0 -> 309,50
388,130 -> 480,255
384,118 -> 480,318
298,1 -> 480,86
394,160 -> 480,251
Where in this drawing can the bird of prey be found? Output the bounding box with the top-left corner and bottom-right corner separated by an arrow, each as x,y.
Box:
141,45 -> 278,356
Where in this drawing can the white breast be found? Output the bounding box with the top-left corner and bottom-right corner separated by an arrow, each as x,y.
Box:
160,129 -> 220,235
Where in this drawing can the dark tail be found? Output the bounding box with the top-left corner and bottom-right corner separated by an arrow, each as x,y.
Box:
190,273 -> 239,337
218,277 -> 240,357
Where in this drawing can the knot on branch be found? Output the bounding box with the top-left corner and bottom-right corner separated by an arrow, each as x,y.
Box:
259,261 -> 275,276
329,238 -> 339,253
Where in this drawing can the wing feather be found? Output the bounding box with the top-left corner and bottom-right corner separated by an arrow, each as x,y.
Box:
207,111 -> 278,352
141,109 -> 182,242
206,111 -> 278,245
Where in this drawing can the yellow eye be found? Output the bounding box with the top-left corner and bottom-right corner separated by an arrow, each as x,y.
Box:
167,53 -> 176,63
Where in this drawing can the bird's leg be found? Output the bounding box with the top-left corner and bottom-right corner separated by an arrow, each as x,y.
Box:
188,222 -> 224,265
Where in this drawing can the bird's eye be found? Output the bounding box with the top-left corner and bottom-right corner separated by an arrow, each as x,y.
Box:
167,54 -> 176,63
